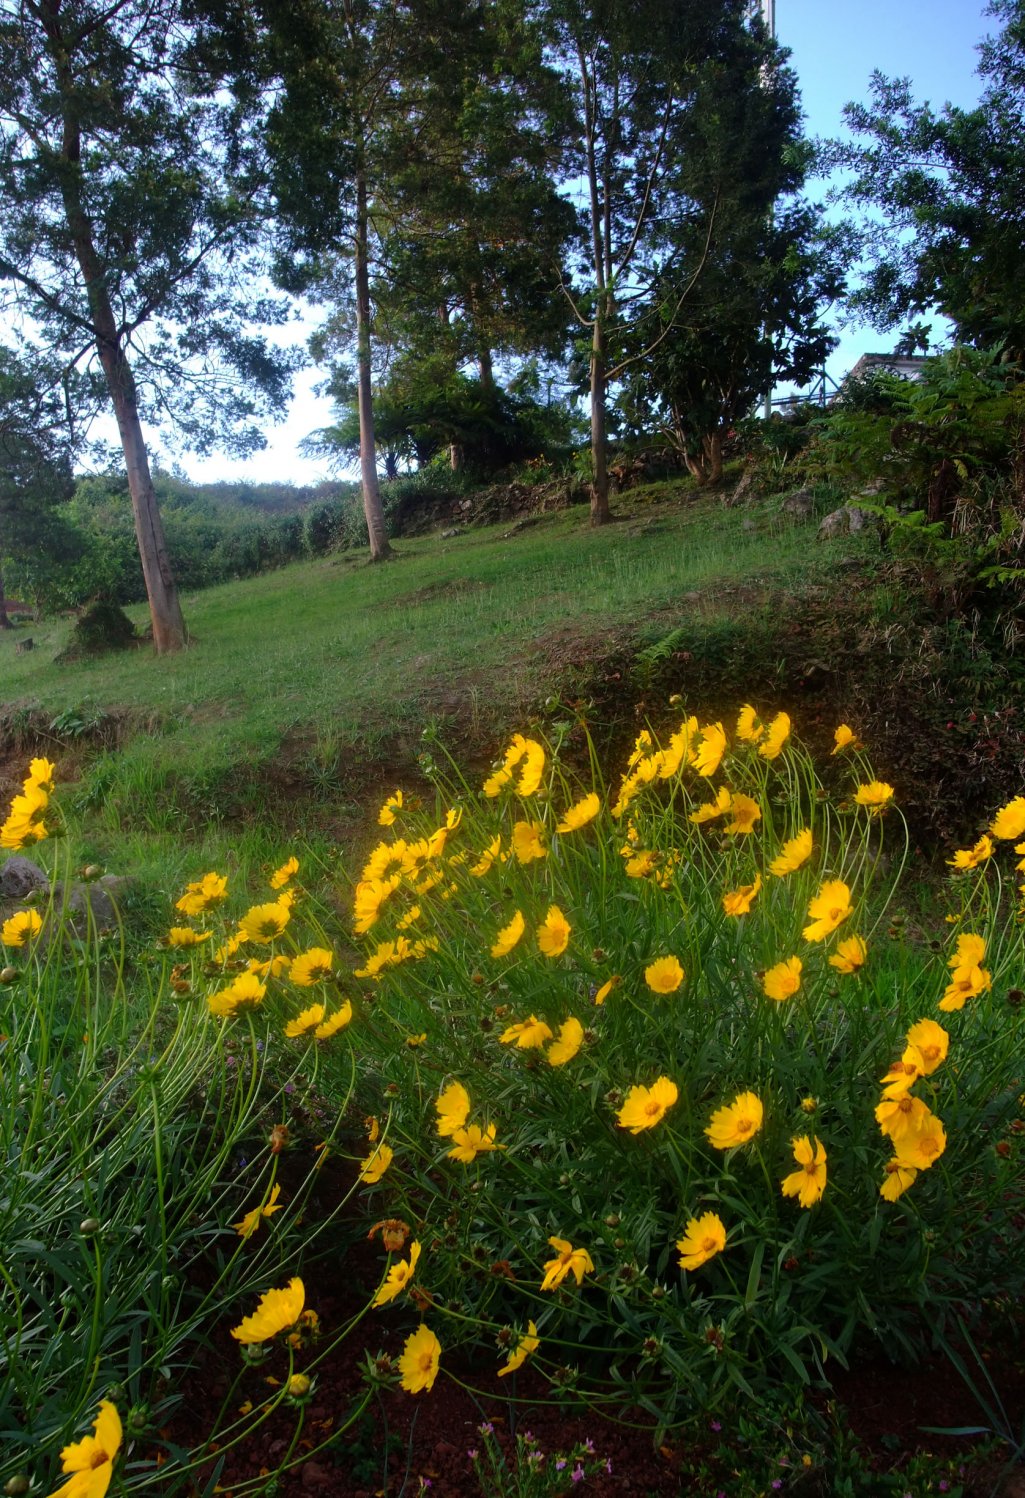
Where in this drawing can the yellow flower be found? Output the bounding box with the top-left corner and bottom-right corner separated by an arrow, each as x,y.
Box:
175,871 -> 228,916
470,836 -> 503,877
905,1018 -> 949,1075
802,879 -> 852,941
284,1003 -> 326,1037
624,849 -> 660,878
828,935 -> 867,974
780,1135 -> 827,1208
537,905 -> 571,958
705,1091 -> 764,1149
500,1015 -> 554,1049
758,711 -> 790,760
724,792 -> 761,835
593,975 -> 620,1006
990,795 -> 1025,841
874,1093 -> 931,1142
231,1278 -> 305,1344
690,785 -> 733,825
645,955 -> 684,994
736,704 -> 765,743
208,972 -> 266,1018
398,1324 -> 441,1394
233,1183 -> 284,1240
247,953 -> 291,979
762,956 -> 802,1002
949,932 -> 986,969
658,716 -> 699,777
27,756 -> 56,792
314,1000 -> 353,1038
498,1320 -> 539,1377
355,937 -> 412,978
556,792 -> 601,834
488,904 -> 524,952
693,722 -> 727,777
768,827 -> 813,876
853,781 -> 895,813
484,734 -> 546,798
939,962 -> 991,1011
879,1045 -> 926,1098
435,1081 -> 471,1137
447,1123 -> 502,1162
947,835 -> 994,870
676,1212 -> 727,1271
880,1158 -> 918,1201
46,1398 -> 122,1498
831,724 -> 860,754
896,1115 -> 947,1171
360,1142 -> 393,1183
511,820 -> 547,863
378,790 -> 404,826
163,926 -> 212,948
406,1032 -> 427,1047
547,1017 -> 584,1066
290,948 -> 334,986
238,901 -> 291,944
353,874 -> 400,934
540,1237 -> 594,1292
1,909 -> 42,947
361,840 -> 407,883
616,1077 -> 679,1133
270,856 -> 299,889
397,904 -> 421,930
374,1242 -> 421,1306
722,874 -> 762,916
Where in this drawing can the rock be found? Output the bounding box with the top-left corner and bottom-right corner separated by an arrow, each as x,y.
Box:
459,498 -> 473,511
724,464 -> 757,508
439,527 -> 462,539
0,856 -> 50,901
817,506 -> 852,540
781,488 -> 816,520
742,517 -> 759,532
847,506 -> 867,533
300,1461 -> 331,1490
51,875 -> 127,934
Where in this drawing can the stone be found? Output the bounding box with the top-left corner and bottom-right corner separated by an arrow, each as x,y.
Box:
51,875 -> 127,934
0,856 -> 50,901
847,506 -> 867,533
439,527 -> 462,539
781,488 -> 816,519
817,506 -> 852,540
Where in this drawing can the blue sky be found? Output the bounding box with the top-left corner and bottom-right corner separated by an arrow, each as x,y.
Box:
182,0 -> 997,484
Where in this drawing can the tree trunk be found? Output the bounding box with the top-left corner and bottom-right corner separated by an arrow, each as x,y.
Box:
589,310 -> 611,525
449,443 -> 464,472
578,44 -> 611,528
354,165 -> 391,561
478,344 -> 495,394
704,430 -> 723,485
0,563 -> 11,629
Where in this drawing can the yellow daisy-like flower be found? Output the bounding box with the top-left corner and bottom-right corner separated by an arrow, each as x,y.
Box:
284,1003 -> 326,1037
484,734 -> 546,798
939,962 -> 991,1011
511,820 -> 547,864
406,1032 -> 427,1047
780,1135 -> 827,1208
447,1123 -> 502,1163
500,1014 -> 554,1049
27,756 -> 56,792
290,948 -> 334,986
831,724 -> 860,754
547,1017 -> 584,1066
693,722 -> 727,777
47,1398 -> 122,1498
359,1142 -> 393,1183
490,910 -> 526,958
314,1000 -> 353,1038
853,781 -> 895,813
556,792 -> 601,834
676,1212 -> 727,1271
435,1081 -> 471,1137
377,790 -> 404,826
758,711 -> 791,760
946,835 -> 994,871
238,900 -> 291,944
705,1090 -> 764,1149
374,1242 -> 421,1306
175,871 -> 228,916
163,926 -> 212,948
231,1278 -> 305,1344
233,1183 -> 283,1239
896,1115 -> 947,1171
874,1094 -> 931,1142
208,971 -> 266,1018
880,1158 -> 918,1201
537,905 -> 571,958
616,1076 -> 679,1134
247,953 -> 291,979
905,1017 -> 949,1075
470,836 -> 503,877
990,795 -> 1025,841
949,932 -> 986,969
768,827 -> 813,876
398,1324 -> 441,1394
828,935 -> 867,974
690,785 -> 733,825
1,909 -> 43,947
658,716 -> 699,777
623,849 -> 660,878
724,792 -> 762,835
498,1320 -> 539,1377
593,975 -> 620,1006
762,956 -> 802,1002
540,1237 -> 594,1292
269,856 -> 299,889
802,879 -> 852,942
645,955 -> 684,994
736,704 -> 765,743
353,874 -> 400,934
722,874 -> 762,917
879,1044 -> 926,1099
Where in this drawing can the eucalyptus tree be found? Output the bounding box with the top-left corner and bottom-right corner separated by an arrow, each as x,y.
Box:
0,0 -> 296,650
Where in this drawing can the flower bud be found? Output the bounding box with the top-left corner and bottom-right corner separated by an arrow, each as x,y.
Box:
5,1476 -> 31,1495
0,966 -> 19,984
79,1217 -> 101,1235
287,1373 -> 311,1399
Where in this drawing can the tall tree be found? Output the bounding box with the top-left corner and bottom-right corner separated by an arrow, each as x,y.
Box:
823,0 -> 1025,358
0,0 -> 296,650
